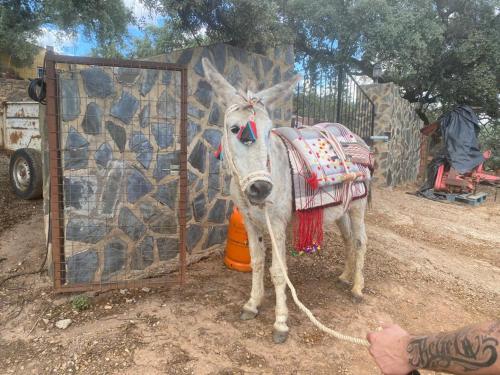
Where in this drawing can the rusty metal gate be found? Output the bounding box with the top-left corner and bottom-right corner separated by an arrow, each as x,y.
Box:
45,52 -> 188,292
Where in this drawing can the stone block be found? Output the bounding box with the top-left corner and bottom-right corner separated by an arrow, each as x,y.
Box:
194,80 -> 212,108
130,131 -> 153,169
81,102 -> 102,135
154,180 -> 178,210
99,160 -> 125,216
64,128 -> 88,170
208,199 -> 226,224
63,176 -> 97,212
152,122 -> 175,149
188,103 -> 205,119
187,224 -> 203,252
102,238 -> 127,280
272,66 -> 281,85
116,67 -> 141,84
187,120 -> 201,145
153,152 -> 179,182
157,90 -> 180,118
203,129 -> 222,149
204,226 -> 228,248
131,236 -> 154,270
226,200 -> 234,219
80,67 -> 114,98
59,77 -> 81,121
261,57 -> 273,74
94,142 -> 113,168
176,49 -> 194,66
139,104 -> 150,128
66,249 -> 98,284
66,217 -> 109,244
188,141 -> 206,173
127,168 -> 153,203
140,69 -> 158,96
208,103 -> 221,126
211,43 -> 226,73
110,91 -> 139,125
105,121 -> 126,153
192,192 -> 206,222
118,207 -> 146,241
227,65 -> 242,87
157,237 -> 179,261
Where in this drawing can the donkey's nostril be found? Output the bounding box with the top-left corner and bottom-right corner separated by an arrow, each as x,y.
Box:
247,180 -> 272,202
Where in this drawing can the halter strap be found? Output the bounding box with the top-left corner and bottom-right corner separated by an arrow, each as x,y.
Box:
223,100 -> 273,198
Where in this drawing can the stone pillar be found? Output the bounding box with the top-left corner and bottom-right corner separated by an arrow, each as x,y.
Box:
363,83 -> 423,186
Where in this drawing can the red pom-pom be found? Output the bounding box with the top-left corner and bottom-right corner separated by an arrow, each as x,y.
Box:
307,172 -> 319,190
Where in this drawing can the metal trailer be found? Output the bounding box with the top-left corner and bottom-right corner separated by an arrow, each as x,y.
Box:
0,101 -> 43,199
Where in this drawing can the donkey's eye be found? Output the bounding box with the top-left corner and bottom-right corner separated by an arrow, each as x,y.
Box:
230,125 -> 240,134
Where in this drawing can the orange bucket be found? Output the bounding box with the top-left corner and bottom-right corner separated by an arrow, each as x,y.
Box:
224,207 -> 252,272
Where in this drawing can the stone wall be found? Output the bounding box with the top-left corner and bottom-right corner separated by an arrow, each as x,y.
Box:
363,83 -> 422,186
46,44 -> 293,285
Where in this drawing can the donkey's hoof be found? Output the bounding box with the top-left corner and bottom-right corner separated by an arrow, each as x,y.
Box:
240,309 -> 258,321
272,329 -> 289,344
351,291 -> 364,303
336,277 -> 351,288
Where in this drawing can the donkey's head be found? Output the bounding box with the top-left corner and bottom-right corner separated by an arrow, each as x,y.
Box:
202,58 -> 299,205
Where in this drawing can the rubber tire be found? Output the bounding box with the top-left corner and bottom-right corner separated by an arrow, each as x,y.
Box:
9,148 -> 43,200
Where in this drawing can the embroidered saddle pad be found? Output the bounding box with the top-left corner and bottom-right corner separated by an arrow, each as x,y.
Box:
273,123 -> 374,211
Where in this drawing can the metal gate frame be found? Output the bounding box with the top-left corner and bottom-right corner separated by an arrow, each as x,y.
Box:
45,52 -> 188,293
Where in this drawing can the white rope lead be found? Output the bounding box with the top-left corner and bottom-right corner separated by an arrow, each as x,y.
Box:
264,207 -> 370,347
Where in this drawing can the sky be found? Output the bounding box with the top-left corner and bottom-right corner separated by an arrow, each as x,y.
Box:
35,0 -> 162,56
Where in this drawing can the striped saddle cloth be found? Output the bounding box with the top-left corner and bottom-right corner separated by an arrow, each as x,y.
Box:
273,123 -> 374,211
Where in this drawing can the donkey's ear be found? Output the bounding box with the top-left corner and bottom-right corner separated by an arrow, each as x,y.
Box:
256,74 -> 301,110
202,58 -> 238,108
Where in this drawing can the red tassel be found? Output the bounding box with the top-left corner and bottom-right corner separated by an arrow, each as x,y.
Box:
307,172 -> 319,190
294,207 -> 324,251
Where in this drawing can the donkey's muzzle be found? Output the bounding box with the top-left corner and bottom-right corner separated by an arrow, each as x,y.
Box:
246,180 -> 272,204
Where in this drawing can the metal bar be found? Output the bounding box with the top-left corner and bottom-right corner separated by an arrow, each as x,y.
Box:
55,278 -> 177,294
45,52 -> 65,289
44,53 -> 184,71
336,66 -> 343,123
178,67 -> 188,285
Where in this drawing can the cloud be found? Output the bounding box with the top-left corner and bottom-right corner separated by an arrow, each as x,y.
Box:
123,0 -> 161,26
35,27 -> 77,54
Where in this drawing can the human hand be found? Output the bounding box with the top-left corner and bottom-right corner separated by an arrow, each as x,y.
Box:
367,323 -> 417,375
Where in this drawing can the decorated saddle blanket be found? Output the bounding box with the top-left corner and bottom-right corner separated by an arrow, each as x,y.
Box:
273,123 -> 374,212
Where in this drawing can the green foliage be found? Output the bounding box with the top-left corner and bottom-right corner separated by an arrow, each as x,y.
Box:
0,0 -> 133,66
140,0 -> 498,122
141,0 -> 293,54
479,119 -> 500,170
71,295 -> 91,311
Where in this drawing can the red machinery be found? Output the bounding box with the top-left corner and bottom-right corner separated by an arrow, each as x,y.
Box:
433,150 -> 500,193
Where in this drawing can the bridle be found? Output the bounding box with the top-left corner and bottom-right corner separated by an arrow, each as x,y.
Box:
222,96 -> 273,198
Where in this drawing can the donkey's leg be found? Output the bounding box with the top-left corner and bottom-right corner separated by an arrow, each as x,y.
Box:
240,222 -> 266,320
269,223 -> 289,344
336,214 -> 355,285
349,201 -> 368,299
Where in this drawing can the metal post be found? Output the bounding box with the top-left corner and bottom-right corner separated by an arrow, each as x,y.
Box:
336,66 -> 343,123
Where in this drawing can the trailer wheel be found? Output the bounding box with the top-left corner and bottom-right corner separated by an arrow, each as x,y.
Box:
9,148 -> 43,200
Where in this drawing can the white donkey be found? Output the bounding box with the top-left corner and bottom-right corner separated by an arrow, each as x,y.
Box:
202,58 -> 370,344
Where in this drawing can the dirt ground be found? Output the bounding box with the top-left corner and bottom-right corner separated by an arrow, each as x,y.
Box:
0,161 -> 499,374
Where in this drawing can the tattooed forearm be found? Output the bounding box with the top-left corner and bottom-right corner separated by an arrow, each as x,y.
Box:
407,321 -> 500,374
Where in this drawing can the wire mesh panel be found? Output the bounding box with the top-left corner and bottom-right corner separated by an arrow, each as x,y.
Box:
45,53 -> 188,292
293,67 -> 375,142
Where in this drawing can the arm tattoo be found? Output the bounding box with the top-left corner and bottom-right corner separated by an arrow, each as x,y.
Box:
407,322 -> 499,372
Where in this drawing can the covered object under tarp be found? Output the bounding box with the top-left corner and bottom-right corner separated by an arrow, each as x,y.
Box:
439,105 -> 484,173
419,105 -> 485,195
